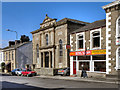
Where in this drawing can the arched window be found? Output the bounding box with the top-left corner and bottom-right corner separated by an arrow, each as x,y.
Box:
118,18 -> 120,36
59,39 -> 63,56
116,16 -> 120,37
46,34 -> 48,45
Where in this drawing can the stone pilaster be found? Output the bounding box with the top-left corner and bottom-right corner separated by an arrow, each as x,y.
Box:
49,51 -> 51,68
43,52 -> 45,68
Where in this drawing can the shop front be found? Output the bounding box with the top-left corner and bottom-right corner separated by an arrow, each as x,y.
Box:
70,49 -> 106,78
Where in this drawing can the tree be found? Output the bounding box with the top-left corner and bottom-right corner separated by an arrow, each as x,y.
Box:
20,35 -> 30,43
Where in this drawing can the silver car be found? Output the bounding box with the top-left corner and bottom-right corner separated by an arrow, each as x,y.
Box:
58,67 -> 70,76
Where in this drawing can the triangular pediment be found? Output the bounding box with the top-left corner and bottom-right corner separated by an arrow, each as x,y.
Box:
43,14 -> 53,23
40,14 -> 57,28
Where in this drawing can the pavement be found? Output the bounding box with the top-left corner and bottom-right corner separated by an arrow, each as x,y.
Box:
34,75 -> 119,84
1,73 -> 118,89
1,72 -> 119,84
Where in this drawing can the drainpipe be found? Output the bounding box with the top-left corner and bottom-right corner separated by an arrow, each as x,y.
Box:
53,24 -> 56,68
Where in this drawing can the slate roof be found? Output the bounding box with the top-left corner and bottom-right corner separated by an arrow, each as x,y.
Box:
57,18 -> 89,25
31,18 -> 89,34
71,19 -> 106,34
2,41 -> 32,51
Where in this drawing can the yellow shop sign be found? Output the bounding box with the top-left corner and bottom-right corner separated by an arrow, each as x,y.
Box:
92,49 -> 106,55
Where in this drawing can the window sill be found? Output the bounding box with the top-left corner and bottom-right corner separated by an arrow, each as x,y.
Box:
92,47 -> 101,50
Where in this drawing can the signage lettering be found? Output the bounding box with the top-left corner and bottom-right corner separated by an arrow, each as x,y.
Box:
70,49 -> 106,56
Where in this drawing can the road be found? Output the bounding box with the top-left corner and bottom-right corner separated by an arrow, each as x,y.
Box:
1,74 -> 119,90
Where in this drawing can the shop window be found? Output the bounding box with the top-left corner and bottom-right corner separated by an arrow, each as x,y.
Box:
92,31 -> 100,48
79,62 -> 89,71
46,34 -> 49,45
77,35 -> 84,49
94,62 -> 106,72
59,39 -> 63,56
92,55 -> 106,60
78,56 -> 90,60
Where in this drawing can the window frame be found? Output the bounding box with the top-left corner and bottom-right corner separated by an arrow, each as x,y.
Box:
116,16 -> 120,38
90,28 -> 101,50
45,34 -> 49,46
76,32 -> 85,51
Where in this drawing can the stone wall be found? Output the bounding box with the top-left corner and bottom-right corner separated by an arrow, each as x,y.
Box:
55,24 -> 68,68
35,68 -> 54,76
70,27 -> 106,51
105,4 -> 120,75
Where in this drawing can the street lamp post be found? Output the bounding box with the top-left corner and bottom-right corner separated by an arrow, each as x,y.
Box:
6,29 -> 18,39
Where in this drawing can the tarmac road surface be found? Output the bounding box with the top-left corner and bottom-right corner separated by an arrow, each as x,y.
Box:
1,74 -> 119,90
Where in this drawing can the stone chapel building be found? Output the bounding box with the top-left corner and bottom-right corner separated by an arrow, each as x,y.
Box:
31,14 -> 89,75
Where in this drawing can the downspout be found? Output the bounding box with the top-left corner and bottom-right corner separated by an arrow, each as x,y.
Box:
53,24 -> 56,68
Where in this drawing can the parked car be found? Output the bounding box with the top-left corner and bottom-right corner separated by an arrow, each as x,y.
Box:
11,68 -> 22,75
15,69 -> 23,76
21,69 -> 37,77
58,67 -> 70,76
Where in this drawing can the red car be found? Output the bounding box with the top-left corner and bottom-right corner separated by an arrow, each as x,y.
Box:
21,69 -> 37,77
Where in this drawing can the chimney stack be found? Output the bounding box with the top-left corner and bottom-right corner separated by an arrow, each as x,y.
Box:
9,41 -> 15,47
15,40 -> 20,45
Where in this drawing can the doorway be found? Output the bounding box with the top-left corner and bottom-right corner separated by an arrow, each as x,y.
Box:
45,52 -> 49,68
73,61 -> 76,74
